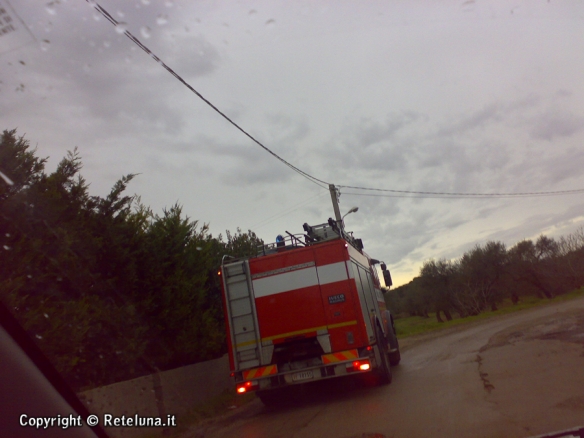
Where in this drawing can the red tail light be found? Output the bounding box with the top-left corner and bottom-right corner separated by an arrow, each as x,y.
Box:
236,380 -> 258,394
348,359 -> 371,373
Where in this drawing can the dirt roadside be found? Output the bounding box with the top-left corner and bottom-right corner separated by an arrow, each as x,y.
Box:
478,307 -> 584,436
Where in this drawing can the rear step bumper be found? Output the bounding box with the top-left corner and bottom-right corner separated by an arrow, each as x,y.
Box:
236,355 -> 377,393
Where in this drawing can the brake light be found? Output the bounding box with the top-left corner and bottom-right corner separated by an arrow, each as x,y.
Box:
348,359 -> 371,372
236,380 -> 258,394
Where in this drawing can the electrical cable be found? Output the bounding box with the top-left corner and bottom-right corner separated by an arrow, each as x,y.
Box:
86,0 -> 329,190
86,0 -> 584,200
341,191 -> 584,199
338,185 -> 584,199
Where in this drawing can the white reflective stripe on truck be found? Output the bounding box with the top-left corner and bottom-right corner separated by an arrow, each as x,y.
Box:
252,261 -> 348,298
316,261 -> 349,285
252,266 -> 318,297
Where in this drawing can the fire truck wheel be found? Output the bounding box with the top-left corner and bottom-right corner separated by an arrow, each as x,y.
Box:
375,327 -> 392,386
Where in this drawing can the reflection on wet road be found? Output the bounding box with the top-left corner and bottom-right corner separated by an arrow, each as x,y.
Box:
196,297 -> 584,438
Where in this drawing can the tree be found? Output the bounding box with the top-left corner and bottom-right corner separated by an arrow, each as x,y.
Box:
557,227 -> 584,291
419,259 -> 455,321
0,129 -> 47,202
134,204 -> 225,369
2,130 -> 273,390
0,132 -> 149,390
507,237 -> 560,299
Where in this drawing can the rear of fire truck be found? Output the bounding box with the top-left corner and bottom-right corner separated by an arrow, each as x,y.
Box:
219,220 -> 400,405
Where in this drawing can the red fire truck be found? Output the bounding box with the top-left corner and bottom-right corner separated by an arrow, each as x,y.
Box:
219,218 -> 400,405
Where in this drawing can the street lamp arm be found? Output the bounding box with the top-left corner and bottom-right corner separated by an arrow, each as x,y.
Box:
342,206 -> 359,220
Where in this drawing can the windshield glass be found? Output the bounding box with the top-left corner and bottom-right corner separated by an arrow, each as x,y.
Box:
2,1 -> 584,437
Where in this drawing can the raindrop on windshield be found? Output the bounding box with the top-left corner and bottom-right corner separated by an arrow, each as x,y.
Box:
115,22 -> 128,34
117,10 -> 125,18
265,19 -> 276,28
27,275 -> 32,279
40,39 -> 50,52
141,0 -> 150,5
3,245 -> 10,250
45,6 -> 56,16
103,40 -> 111,48
35,334 -> 43,340
140,26 -> 151,38
5,233 -> 10,237
165,0 -> 173,7
92,12 -> 101,21
44,313 -> 49,319
249,9 -> 257,16
0,170 -> 14,185
156,14 -> 168,25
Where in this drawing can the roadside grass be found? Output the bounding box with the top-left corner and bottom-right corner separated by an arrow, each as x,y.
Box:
394,287 -> 584,338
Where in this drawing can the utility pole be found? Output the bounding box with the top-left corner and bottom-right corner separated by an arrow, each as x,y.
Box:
329,184 -> 343,224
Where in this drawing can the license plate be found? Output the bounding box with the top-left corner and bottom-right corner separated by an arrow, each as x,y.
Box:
292,370 -> 314,382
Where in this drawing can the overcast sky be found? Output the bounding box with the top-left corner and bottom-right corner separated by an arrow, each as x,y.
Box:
2,0 -> 584,286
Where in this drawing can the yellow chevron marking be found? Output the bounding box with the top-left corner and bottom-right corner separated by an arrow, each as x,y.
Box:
235,320 -> 358,348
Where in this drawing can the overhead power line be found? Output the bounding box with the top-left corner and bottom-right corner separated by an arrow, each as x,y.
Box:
87,1 -> 584,200
86,0 -> 329,190
338,185 -> 584,199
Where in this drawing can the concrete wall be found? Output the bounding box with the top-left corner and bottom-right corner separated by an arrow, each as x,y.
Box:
77,355 -> 231,438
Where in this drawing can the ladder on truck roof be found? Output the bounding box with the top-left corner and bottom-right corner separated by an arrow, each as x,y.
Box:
223,260 -> 262,370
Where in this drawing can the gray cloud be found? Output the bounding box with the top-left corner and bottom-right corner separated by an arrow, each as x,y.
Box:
3,1 -> 584,288
323,111 -> 421,174
182,112 -> 312,186
350,112 -> 420,148
1,0 -> 221,141
481,202 -> 584,247
436,103 -> 502,138
435,95 -> 540,139
529,109 -> 584,141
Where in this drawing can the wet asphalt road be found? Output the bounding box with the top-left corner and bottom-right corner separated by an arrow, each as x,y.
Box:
195,296 -> 584,438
